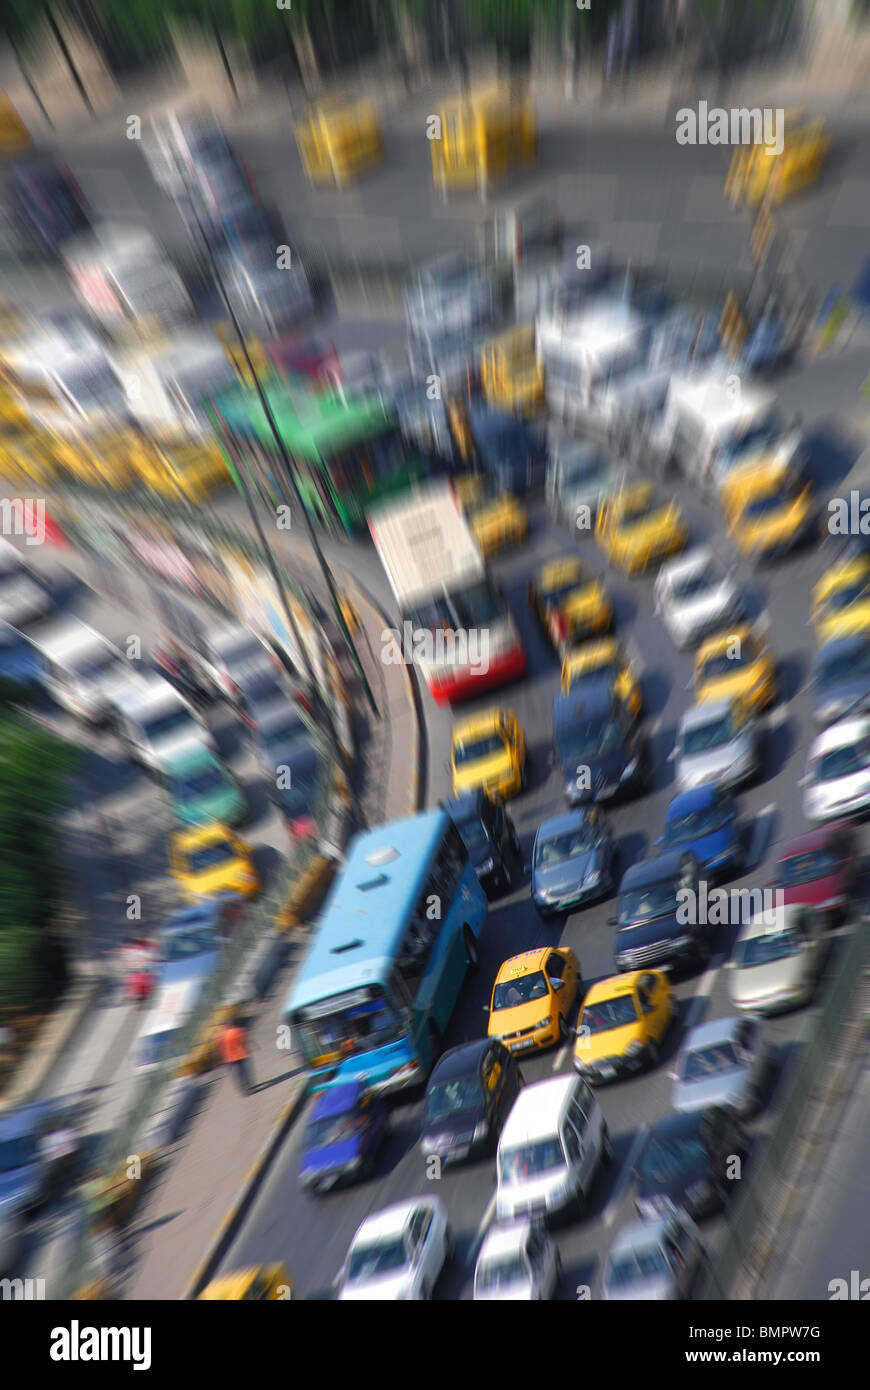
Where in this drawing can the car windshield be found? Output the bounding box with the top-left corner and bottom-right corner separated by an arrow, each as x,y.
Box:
172,765 -> 224,800
295,991 -> 401,1064
682,711 -> 736,755
816,646 -> 870,687
426,1076 -> 482,1120
162,928 -> 217,962
744,489 -> 789,519
682,1042 -> 740,1080
541,576 -> 583,608
813,746 -> 867,781
618,881 -> 677,926
822,582 -> 869,613
274,746 -> 319,820
722,424 -> 777,466
493,971 -> 549,1010
500,1137 -> 564,1184
306,1111 -> 365,1149
620,499 -> 656,527
0,1134 -> 39,1171
453,814 -> 489,854
559,454 -> 605,485
777,850 -> 835,884
454,732 -> 505,766
738,928 -> 803,966
640,1133 -> 706,1182
606,1243 -> 669,1289
262,716 -> 307,754
556,717 -> 623,765
346,1237 -> 409,1284
672,568 -> 715,600
535,826 -> 595,864
143,707 -> 195,743
475,1255 -> 528,1292
665,803 -> 731,844
582,994 -> 638,1032
187,842 -> 235,873
700,645 -> 757,681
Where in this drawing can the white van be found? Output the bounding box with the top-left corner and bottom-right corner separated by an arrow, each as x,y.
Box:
496,1073 -> 611,1224
656,370 -> 803,489
536,299 -> 649,429
112,673 -> 215,773
35,616 -> 134,723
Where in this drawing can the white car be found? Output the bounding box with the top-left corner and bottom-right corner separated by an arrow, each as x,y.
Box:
336,1198 -> 452,1301
801,715 -> 870,822
36,616 -> 131,723
112,674 -> 215,773
727,904 -> 826,1015
654,547 -> 742,651
473,1221 -> 561,1301
602,1212 -> 704,1300
0,569 -> 53,630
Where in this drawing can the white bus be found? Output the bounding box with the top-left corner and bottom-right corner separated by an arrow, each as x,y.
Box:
369,482 -> 525,705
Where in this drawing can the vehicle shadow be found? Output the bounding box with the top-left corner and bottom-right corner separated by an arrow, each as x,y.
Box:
641,665 -> 673,719
775,651 -> 807,706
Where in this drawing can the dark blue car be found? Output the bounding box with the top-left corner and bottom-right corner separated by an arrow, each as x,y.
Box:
655,786 -> 744,882
299,1082 -> 387,1195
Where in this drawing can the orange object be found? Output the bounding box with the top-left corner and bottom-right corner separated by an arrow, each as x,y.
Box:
219,1024 -> 249,1065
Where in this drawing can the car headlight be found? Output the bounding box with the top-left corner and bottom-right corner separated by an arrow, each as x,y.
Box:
479,856 -> 495,876
625,1040 -> 645,1058
533,1015 -> 552,1029
584,868 -> 601,887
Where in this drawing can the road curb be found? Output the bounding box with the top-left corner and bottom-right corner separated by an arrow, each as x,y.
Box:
0,968 -> 106,1111
181,1073 -> 310,1300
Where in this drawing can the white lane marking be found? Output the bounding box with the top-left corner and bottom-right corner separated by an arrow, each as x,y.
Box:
604,1124 -> 648,1228
552,1043 -> 570,1072
471,1191 -> 498,1261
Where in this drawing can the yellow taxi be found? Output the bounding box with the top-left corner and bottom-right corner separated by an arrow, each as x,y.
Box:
560,636 -> 642,717
454,473 -> 528,559
595,482 -> 688,575
719,459 -> 812,562
527,555 -> 613,653
198,1264 -> 294,1300
811,555 -> 870,645
487,946 -> 581,1053
170,822 -> 260,902
480,323 -> 544,416
693,624 -> 776,712
574,969 -> 673,1083
451,707 -> 525,802
725,110 -> 829,209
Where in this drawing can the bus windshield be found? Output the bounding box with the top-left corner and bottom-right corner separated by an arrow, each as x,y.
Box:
295,989 -> 402,1064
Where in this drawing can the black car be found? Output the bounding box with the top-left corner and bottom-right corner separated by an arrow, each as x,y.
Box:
12,156 -> 89,256
633,1107 -> 749,1220
552,676 -> 649,808
611,849 -> 708,972
420,1039 -> 522,1167
444,790 -> 520,897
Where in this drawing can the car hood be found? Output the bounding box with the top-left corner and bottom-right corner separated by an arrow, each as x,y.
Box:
673,1070 -> 751,1112
679,735 -> 751,785
616,911 -> 683,951
454,750 -> 513,792
340,1272 -> 411,1301
778,871 -> 842,907
422,1107 -> 482,1147
489,998 -> 552,1036
561,745 -> 629,793
670,824 -> 734,868
534,848 -> 601,896
582,1020 -> 643,1063
732,953 -> 806,1003
300,1133 -> 363,1179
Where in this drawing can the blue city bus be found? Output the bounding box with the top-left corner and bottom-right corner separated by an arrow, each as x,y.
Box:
284,809 -> 487,1096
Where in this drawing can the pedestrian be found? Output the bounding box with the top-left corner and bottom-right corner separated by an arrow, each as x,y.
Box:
219,1015 -> 255,1094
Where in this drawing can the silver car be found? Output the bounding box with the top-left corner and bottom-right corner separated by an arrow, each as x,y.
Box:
530,807 -> 615,916
670,1014 -> 769,1116
653,547 -> 743,652
602,1211 -> 704,1301
672,697 -> 761,793
727,904 -> 826,1015
545,440 -> 619,527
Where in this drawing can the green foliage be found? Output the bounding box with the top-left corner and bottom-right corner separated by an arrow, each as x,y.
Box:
0,712 -> 76,1015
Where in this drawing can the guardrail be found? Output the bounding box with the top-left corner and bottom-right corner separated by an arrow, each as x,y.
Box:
696,916 -> 870,1299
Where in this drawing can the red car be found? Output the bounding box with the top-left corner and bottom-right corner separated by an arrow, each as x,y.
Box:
768,824 -> 858,925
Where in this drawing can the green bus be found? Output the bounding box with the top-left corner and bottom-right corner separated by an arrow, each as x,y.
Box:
205,375 -> 426,535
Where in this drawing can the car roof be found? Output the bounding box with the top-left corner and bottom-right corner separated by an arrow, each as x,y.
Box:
681,1015 -> 741,1050
477,1223 -> 533,1261
495,948 -> 550,981
535,808 -> 593,839
680,697 -> 734,728
429,1038 -> 491,1081
452,707 -> 508,739
665,785 -> 719,818
352,1197 -> 436,1243
115,675 -> 185,718
34,616 -> 112,663
553,676 -> 615,726
583,972 -> 640,1003
813,716 -> 870,752
311,1081 -> 365,1120
499,1075 -> 577,1145
620,849 -> 687,889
